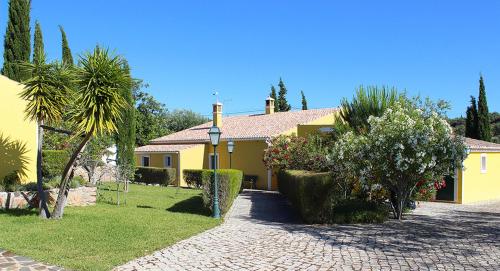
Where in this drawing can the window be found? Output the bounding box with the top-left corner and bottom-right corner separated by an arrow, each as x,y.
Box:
164,155 -> 172,168
209,153 -> 219,169
481,153 -> 487,173
141,155 -> 150,167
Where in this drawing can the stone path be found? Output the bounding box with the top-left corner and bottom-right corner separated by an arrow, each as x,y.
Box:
117,190 -> 500,271
0,250 -> 63,271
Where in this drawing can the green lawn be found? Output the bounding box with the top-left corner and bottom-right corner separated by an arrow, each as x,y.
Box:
0,184 -> 220,270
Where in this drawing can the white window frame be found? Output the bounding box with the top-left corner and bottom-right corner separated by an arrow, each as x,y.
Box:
208,153 -> 219,170
164,155 -> 172,168
141,155 -> 150,167
480,153 -> 487,173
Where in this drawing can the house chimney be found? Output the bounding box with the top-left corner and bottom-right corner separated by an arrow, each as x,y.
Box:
265,97 -> 275,115
213,102 -> 223,127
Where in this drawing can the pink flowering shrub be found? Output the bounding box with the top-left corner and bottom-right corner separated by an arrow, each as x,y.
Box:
263,134 -> 330,172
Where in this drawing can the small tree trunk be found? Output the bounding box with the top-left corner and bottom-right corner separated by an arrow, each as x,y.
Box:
37,122 -> 51,219
52,131 -> 93,219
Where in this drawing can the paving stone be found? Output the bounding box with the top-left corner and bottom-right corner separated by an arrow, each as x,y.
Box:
0,250 -> 63,270
115,191 -> 500,270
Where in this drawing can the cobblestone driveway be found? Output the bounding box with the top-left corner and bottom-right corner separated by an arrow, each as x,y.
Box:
117,190 -> 500,271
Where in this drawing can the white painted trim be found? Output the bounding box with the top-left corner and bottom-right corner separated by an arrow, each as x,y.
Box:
140,155 -> 150,167
267,169 -> 272,191
163,154 -> 172,168
469,148 -> 500,153
480,153 -> 487,174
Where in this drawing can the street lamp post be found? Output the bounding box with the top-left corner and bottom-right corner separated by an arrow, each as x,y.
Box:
208,126 -> 221,218
227,139 -> 234,169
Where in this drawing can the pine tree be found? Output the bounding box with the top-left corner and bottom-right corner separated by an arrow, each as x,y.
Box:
115,61 -> 136,170
301,90 -> 308,110
277,78 -> 291,111
32,21 -> 44,65
2,0 -> 31,81
269,85 -> 278,112
477,75 -> 491,141
59,25 -> 74,66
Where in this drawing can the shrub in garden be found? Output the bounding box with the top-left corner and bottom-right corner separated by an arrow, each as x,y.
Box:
183,169 -> 211,188
134,167 -> 176,186
331,199 -> 389,224
42,150 -> 70,179
278,170 -> 339,223
263,134 -> 330,172
183,169 -> 242,215
278,170 -> 389,224
333,102 -> 468,220
1,171 -> 21,192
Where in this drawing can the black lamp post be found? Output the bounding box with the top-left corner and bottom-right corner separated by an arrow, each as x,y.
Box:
208,126 -> 221,218
227,139 -> 234,169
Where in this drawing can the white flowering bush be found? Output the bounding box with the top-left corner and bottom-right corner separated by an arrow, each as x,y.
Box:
332,102 -> 467,219
329,132 -> 369,199
366,103 -> 467,219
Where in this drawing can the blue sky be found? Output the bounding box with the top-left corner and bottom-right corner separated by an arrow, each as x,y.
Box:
1,1 -> 499,118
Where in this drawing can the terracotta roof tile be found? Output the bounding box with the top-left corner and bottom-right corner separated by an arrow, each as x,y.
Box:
135,144 -> 204,153
465,137 -> 500,151
150,108 -> 338,144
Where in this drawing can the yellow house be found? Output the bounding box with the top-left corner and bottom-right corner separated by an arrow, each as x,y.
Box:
0,75 -> 37,184
135,97 -> 338,190
436,138 -> 500,204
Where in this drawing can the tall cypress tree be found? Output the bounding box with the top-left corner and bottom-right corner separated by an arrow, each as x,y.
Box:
2,0 -> 31,81
465,96 -> 479,139
301,90 -> 308,110
477,75 -> 491,141
32,21 -> 44,65
269,85 -> 278,112
277,78 -> 291,111
59,25 -> 74,66
115,61 -> 136,170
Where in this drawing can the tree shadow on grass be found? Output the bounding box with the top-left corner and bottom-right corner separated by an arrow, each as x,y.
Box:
166,195 -> 211,216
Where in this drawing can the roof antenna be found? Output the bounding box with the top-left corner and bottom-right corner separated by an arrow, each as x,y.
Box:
213,91 -> 219,104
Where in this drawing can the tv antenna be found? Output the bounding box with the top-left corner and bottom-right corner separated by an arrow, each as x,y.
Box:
213,91 -> 219,104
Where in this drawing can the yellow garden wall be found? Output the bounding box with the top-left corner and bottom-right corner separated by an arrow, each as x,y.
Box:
203,140 -> 271,190
460,152 -> 500,203
178,144 -> 205,187
0,76 -> 37,184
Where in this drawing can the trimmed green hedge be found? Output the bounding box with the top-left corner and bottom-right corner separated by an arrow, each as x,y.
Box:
184,169 -> 243,215
135,167 -> 176,186
183,169 -> 208,188
42,150 -> 70,179
278,170 -> 388,224
278,170 -> 336,223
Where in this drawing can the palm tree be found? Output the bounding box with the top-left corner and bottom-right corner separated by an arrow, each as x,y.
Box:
334,86 -> 402,135
52,47 -> 131,219
19,51 -> 71,218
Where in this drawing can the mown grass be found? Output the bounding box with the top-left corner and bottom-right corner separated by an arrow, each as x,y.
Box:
0,184 -> 219,270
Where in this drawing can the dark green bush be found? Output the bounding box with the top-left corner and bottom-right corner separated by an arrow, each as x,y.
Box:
20,182 -> 53,191
183,169 -> 242,215
331,199 -> 389,224
42,150 -> 70,179
135,167 -> 176,186
278,170 -> 338,223
1,171 -> 21,192
278,170 -> 389,224
183,169 -> 210,188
